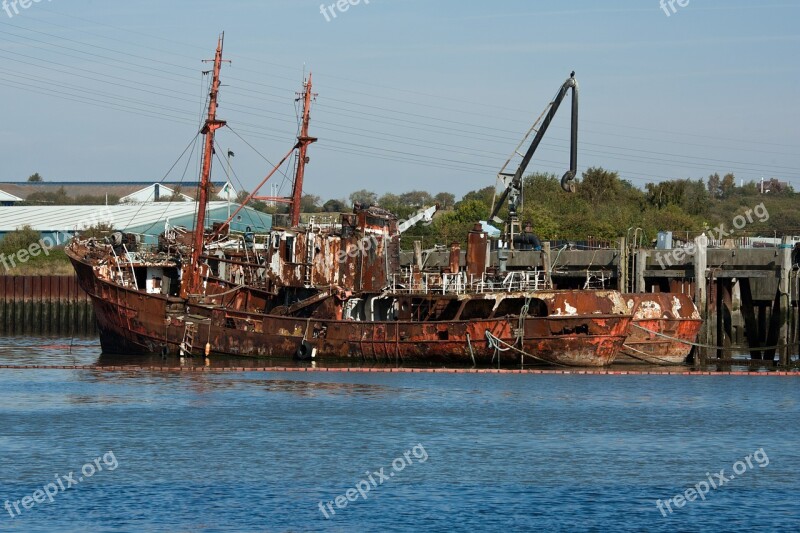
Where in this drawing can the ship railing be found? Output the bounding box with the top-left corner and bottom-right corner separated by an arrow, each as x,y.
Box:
390,269 -> 546,294
496,270 -> 546,292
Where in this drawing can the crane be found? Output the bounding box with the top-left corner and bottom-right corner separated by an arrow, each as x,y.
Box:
489,72 -> 579,249
397,205 -> 438,234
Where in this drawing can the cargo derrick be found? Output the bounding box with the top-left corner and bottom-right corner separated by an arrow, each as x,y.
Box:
490,72 -> 579,252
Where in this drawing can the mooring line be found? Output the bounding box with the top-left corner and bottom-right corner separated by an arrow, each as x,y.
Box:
484,331 -> 571,367
621,342 -> 686,366
632,324 -> 800,352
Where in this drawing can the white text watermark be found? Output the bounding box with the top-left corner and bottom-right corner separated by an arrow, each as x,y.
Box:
318,443 -> 428,519
0,206 -> 115,272
3,0 -> 52,19
656,447 -> 768,517
320,0 -> 370,22
660,0 -> 689,17
4,450 -> 119,519
654,202 -> 769,270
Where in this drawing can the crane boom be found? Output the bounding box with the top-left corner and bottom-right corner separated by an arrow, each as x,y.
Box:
397,205 -> 438,234
489,73 -> 579,223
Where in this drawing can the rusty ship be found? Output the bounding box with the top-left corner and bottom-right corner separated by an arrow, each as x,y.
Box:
617,293 -> 703,364
67,36 -> 637,367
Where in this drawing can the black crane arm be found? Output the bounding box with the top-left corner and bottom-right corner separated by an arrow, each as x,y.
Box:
489,73 -> 579,222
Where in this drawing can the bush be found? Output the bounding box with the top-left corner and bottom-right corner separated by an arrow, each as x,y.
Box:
0,225 -> 41,256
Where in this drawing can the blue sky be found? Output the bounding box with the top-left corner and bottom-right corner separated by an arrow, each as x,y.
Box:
0,0 -> 798,202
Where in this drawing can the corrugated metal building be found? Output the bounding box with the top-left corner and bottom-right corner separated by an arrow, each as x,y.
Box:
0,189 -> 23,206
0,181 -> 237,202
0,201 -> 271,245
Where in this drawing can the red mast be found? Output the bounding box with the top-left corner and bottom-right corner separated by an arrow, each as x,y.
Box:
290,73 -> 317,227
185,34 -> 227,296
214,74 -> 318,235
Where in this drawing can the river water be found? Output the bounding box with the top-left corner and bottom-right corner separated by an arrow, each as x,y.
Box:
0,337 -> 797,532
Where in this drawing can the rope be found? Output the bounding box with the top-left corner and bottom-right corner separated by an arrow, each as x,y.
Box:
632,324 -> 800,352
120,132 -> 200,232
466,333 -> 476,367
485,330 -> 514,352
517,296 -> 530,346
485,330 -> 570,367
621,342 -> 686,365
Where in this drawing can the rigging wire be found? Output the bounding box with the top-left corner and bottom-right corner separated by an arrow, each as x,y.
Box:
0,33 -> 796,178
117,132 -> 202,231
1,17 -> 797,193
27,4 -> 800,151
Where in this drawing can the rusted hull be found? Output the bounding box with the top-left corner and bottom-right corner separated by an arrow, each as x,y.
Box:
521,315 -> 628,366
87,290 -> 629,367
69,253 -> 631,367
618,293 -> 703,365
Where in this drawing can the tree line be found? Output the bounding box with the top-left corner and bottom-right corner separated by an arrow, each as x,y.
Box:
16,170 -> 799,249
320,169 -> 799,248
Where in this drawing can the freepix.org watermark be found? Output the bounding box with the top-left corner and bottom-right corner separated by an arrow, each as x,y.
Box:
320,0 -> 370,22
660,0 -> 689,17
4,451 -> 119,519
318,443 -> 428,519
656,447 -> 769,517
2,0 -> 51,19
337,234 -> 379,264
0,235 -> 62,272
0,206 -> 115,272
654,202 -> 769,270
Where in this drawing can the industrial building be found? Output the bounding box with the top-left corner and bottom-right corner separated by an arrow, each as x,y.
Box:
0,190 -> 23,206
0,201 -> 271,245
0,181 -> 237,203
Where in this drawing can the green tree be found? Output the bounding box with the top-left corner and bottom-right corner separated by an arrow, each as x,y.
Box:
683,179 -> 710,215
707,173 -> 721,198
720,173 -> 736,198
300,194 -> 321,213
434,192 -> 456,210
27,173 -> 43,182
378,193 -> 401,211
459,186 -> 495,208
646,180 -> 687,209
398,190 -> 433,208
349,189 -> 377,206
578,167 -> 622,206
322,199 -> 346,212
25,186 -> 70,205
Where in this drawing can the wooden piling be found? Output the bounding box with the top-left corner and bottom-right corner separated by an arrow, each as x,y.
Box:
694,234 -> 708,364
636,249 -> 648,293
779,236 -> 792,366
542,242 -> 552,288
618,237 -> 628,292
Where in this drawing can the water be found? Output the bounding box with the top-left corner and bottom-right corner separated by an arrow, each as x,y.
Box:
0,337 -> 798,532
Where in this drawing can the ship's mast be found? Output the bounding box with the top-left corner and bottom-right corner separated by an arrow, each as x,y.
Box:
290,73 -> 317,227
187,34 -> 227,295
214,75 -> 318,235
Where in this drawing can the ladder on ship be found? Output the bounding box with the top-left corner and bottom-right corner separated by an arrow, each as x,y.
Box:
180,322 -> 197,356
304,217 -> 315,286
110,244 -> 138,289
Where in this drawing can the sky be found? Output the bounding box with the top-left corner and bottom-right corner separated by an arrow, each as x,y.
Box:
0,0 -> 798,204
